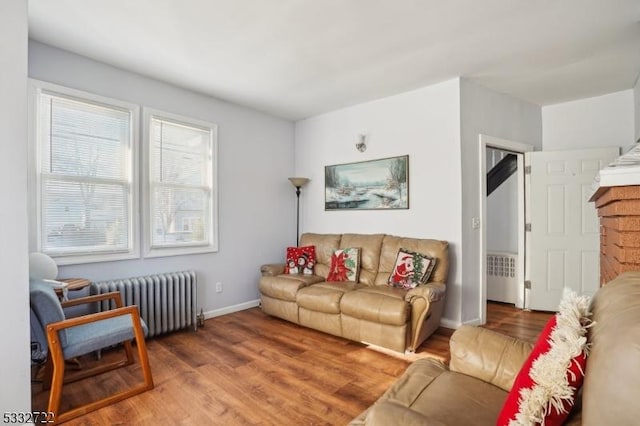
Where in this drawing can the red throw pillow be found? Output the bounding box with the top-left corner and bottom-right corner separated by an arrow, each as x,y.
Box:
284,246 -> 316,275
326,248 -> 361,282
497,312 -> 588,426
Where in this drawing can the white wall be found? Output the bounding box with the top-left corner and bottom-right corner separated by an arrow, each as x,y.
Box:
0,0 -> 31,414
543,90 -> 635,151
460,78 -> 542,324
28,41 -> 295,317
487,173 -> 518,253
294,79 -> 463,325
634,76 -> 640,143
486,148 -> 518,254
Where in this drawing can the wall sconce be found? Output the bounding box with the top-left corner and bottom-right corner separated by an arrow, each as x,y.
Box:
355,134 -> 367,152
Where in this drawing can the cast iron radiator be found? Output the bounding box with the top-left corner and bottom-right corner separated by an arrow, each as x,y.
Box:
90,271 -> 198,337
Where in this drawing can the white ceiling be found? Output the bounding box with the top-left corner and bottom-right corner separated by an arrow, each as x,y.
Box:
28,0 -> 640,120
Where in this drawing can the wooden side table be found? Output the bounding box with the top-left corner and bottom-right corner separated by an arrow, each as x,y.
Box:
58,278 -> 91,292
54,278 -> 91,301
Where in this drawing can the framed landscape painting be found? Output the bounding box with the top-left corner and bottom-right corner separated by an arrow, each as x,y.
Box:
325,155 -> 409,210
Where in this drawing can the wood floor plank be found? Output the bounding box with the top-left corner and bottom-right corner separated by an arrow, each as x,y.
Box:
31,302 -> 552,425
195,364 -> 284,425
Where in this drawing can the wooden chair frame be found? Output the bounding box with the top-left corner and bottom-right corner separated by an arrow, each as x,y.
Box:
42,291 -> 154,424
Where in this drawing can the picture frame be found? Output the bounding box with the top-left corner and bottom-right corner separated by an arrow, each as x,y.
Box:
325,155 -> 409,210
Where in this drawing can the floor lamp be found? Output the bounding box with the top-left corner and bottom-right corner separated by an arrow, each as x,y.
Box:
288,177 -> 310,246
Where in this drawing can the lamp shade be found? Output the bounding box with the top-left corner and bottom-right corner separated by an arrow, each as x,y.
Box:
288,177 -> 310,188
29,252 -> 58,280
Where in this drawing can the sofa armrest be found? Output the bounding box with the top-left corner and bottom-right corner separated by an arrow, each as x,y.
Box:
357,401 -> 437,426
403,282 -> 446,351
404,282 -> 445,303
449,325 -> 533,392
260,263 -> 285,276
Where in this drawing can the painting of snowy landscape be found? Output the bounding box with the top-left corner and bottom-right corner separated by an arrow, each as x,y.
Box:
325,155 -> 409,210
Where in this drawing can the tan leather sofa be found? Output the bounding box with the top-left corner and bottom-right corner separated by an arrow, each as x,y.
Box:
259,233 -> 449,352
350,271 -> 640,425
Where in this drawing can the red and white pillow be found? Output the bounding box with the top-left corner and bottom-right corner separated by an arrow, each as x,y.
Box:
326,247 -> 361,282
497,289 -> 592,426
284,246 -> 316,275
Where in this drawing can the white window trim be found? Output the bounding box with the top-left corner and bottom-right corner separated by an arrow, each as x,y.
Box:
28,79 -> 140,265
142,107 -> 219,258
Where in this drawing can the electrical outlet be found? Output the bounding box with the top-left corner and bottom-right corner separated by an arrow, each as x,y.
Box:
215,282 -> 223,293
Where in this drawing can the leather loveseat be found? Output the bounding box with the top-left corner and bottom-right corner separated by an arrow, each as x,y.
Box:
350,271 -> 640,425
259,233 -> 449,353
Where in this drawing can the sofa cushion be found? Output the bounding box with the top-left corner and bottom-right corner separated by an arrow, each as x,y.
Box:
340,287 -> 409,326
341,234 -> 384,286
327,247 -> 361,282
387,248 -> 436,289
497,289 -> 591,426
259,274 -> 325,301
450,326 -> 533,392
284,245 -> 316,275
359,358 -> 507,426
297,282 -> 361,314
299,233 -> 342,277
360,401 -> 431,425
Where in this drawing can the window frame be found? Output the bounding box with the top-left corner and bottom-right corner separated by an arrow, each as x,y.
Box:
142,107 -> 219,258
28,79 -> 140,265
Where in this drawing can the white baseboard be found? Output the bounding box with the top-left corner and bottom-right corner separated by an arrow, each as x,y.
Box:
439,317 -> 481,329
203,299 -> 260,319
439,318 -> 461,329
463,317 -> 482,327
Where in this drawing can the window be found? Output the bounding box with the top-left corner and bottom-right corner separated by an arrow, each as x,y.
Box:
28,81 -> 217,264
29,81 -> 139,264
143,108 -> 218,257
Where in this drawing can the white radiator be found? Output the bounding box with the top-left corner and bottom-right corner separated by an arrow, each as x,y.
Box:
91,271 -> 197,337
487,252 -> 517,303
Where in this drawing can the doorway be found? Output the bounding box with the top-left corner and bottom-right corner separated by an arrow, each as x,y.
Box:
479,138 -> 619,323
486,146 -> 519,305
479,135 -> 533,324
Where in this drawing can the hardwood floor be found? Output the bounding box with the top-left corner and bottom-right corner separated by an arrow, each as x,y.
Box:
32,303 -> 552,425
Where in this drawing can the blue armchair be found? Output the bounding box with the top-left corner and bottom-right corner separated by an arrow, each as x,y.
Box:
30,279 -> 154,424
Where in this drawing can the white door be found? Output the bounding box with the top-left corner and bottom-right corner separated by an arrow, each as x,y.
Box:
526,147 -> 619,311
